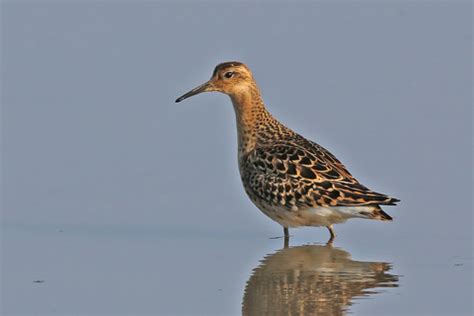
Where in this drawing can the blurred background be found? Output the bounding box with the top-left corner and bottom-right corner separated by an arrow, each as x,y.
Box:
2,1 -> 472,315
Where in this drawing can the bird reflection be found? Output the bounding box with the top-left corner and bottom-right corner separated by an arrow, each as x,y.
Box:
243,244 -> 398,315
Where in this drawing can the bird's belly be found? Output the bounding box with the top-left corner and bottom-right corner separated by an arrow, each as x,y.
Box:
251,197 -> 370,228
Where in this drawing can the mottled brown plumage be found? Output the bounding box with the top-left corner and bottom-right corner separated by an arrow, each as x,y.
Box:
176,61 -> 399,242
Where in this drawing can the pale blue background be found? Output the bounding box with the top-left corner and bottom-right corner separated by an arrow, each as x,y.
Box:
2,1 -> 472,315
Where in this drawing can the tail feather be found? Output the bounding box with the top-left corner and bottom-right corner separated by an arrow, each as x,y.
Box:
384,197 -> 400,206
358,206 -> 393,221
375,209 -> 393,221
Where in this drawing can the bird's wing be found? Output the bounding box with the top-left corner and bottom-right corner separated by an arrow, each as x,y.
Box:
243,141 -> 399,211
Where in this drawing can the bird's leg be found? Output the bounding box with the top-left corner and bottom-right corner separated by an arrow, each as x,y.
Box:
283,227 -> 289,248
326,225 -> 336,244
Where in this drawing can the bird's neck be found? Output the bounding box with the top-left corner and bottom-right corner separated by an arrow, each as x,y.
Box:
230,84 -> 275,158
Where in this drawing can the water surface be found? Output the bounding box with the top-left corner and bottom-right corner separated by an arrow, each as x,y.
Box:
243,244 -> 398,315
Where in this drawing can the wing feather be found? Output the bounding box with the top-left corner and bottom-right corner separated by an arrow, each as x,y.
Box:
242,140 -> 399,210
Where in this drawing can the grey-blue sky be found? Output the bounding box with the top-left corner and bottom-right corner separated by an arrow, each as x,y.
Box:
2,1 -> 472,315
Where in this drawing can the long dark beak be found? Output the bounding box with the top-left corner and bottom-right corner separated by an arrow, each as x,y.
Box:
175,81 -> 213,103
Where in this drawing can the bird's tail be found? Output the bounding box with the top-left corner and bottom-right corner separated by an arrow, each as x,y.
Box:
373,208 -> 393,221
359,206 -> 393,221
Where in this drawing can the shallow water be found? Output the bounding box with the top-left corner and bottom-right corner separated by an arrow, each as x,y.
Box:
3,221 -> 472,315
243,244 -> 398,315
2,2 -> 472,315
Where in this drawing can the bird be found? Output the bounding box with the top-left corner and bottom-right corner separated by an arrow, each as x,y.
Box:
175,61 -> 399,243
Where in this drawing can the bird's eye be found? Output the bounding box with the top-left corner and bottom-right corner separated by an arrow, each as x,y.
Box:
224,71 -> 234,78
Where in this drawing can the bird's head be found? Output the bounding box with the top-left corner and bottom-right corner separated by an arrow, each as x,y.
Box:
175,62 -> 255,103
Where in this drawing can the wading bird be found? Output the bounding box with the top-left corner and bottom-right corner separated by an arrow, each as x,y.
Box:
176,62 -> 399,243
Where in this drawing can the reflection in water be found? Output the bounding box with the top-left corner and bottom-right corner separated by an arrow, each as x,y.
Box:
243,244 -> 398,315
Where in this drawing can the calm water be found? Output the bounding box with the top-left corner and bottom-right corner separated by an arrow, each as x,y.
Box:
2,222 -> 471,315
2,2 -> 472,315
243,244 -> 398,315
